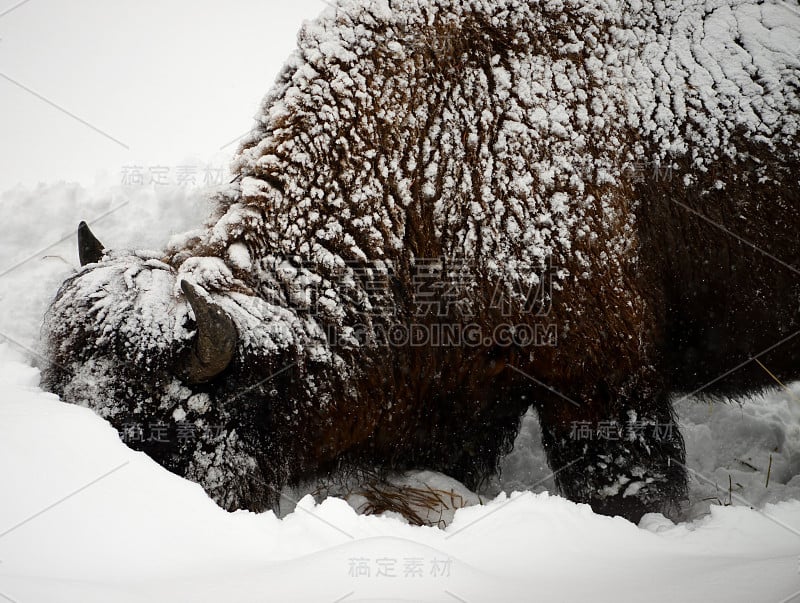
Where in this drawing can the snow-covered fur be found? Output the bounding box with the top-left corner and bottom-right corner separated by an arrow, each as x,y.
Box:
43,0 -> 799,522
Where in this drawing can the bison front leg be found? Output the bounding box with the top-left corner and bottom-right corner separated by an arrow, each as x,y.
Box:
536,385 -> 686,523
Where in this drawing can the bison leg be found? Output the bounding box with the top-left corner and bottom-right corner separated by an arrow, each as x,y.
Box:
442,386 -> 533,491
535,386 -> 686,523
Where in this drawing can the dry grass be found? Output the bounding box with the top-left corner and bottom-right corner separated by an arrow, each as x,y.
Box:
355,480 -> 471,527
309,470 -> 476,528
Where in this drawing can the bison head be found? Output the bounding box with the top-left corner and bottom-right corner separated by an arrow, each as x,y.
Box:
46,207 -> 356,511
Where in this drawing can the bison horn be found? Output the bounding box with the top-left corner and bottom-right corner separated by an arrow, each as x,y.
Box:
181,280 -> 238,383
78,221 -> 104,266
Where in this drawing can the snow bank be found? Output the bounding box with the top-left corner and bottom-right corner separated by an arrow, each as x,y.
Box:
1,343 -> 799,602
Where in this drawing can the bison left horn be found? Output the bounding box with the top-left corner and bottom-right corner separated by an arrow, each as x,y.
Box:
78,221 -> 104,266
181,280 -> 238,383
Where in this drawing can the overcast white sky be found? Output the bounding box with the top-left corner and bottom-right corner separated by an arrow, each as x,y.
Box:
0,0 -> 326,191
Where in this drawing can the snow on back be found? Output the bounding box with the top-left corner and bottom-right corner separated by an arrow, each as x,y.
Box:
184,0 -> 798,323
625,0 -> 800,165
225,0 -> 640,304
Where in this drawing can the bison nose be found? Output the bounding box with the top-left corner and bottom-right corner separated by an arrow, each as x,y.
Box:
77,221 -> 105,266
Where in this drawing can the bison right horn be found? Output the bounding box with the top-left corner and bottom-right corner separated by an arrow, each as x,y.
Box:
181,280 -> 238,384
78,221 -> 105,266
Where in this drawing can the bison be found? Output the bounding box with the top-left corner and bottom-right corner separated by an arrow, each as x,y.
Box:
43,0 -> 799,523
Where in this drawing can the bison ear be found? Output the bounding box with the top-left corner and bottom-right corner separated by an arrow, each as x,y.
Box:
181,280 -> 238,384
78,221 -> 105,266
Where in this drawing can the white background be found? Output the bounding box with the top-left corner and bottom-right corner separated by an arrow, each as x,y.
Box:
0,0 -> 324,191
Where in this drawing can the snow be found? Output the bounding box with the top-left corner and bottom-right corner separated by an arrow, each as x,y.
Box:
1,337 -> 800,603
1,0 -> 800,600
1,181 -> 800,601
